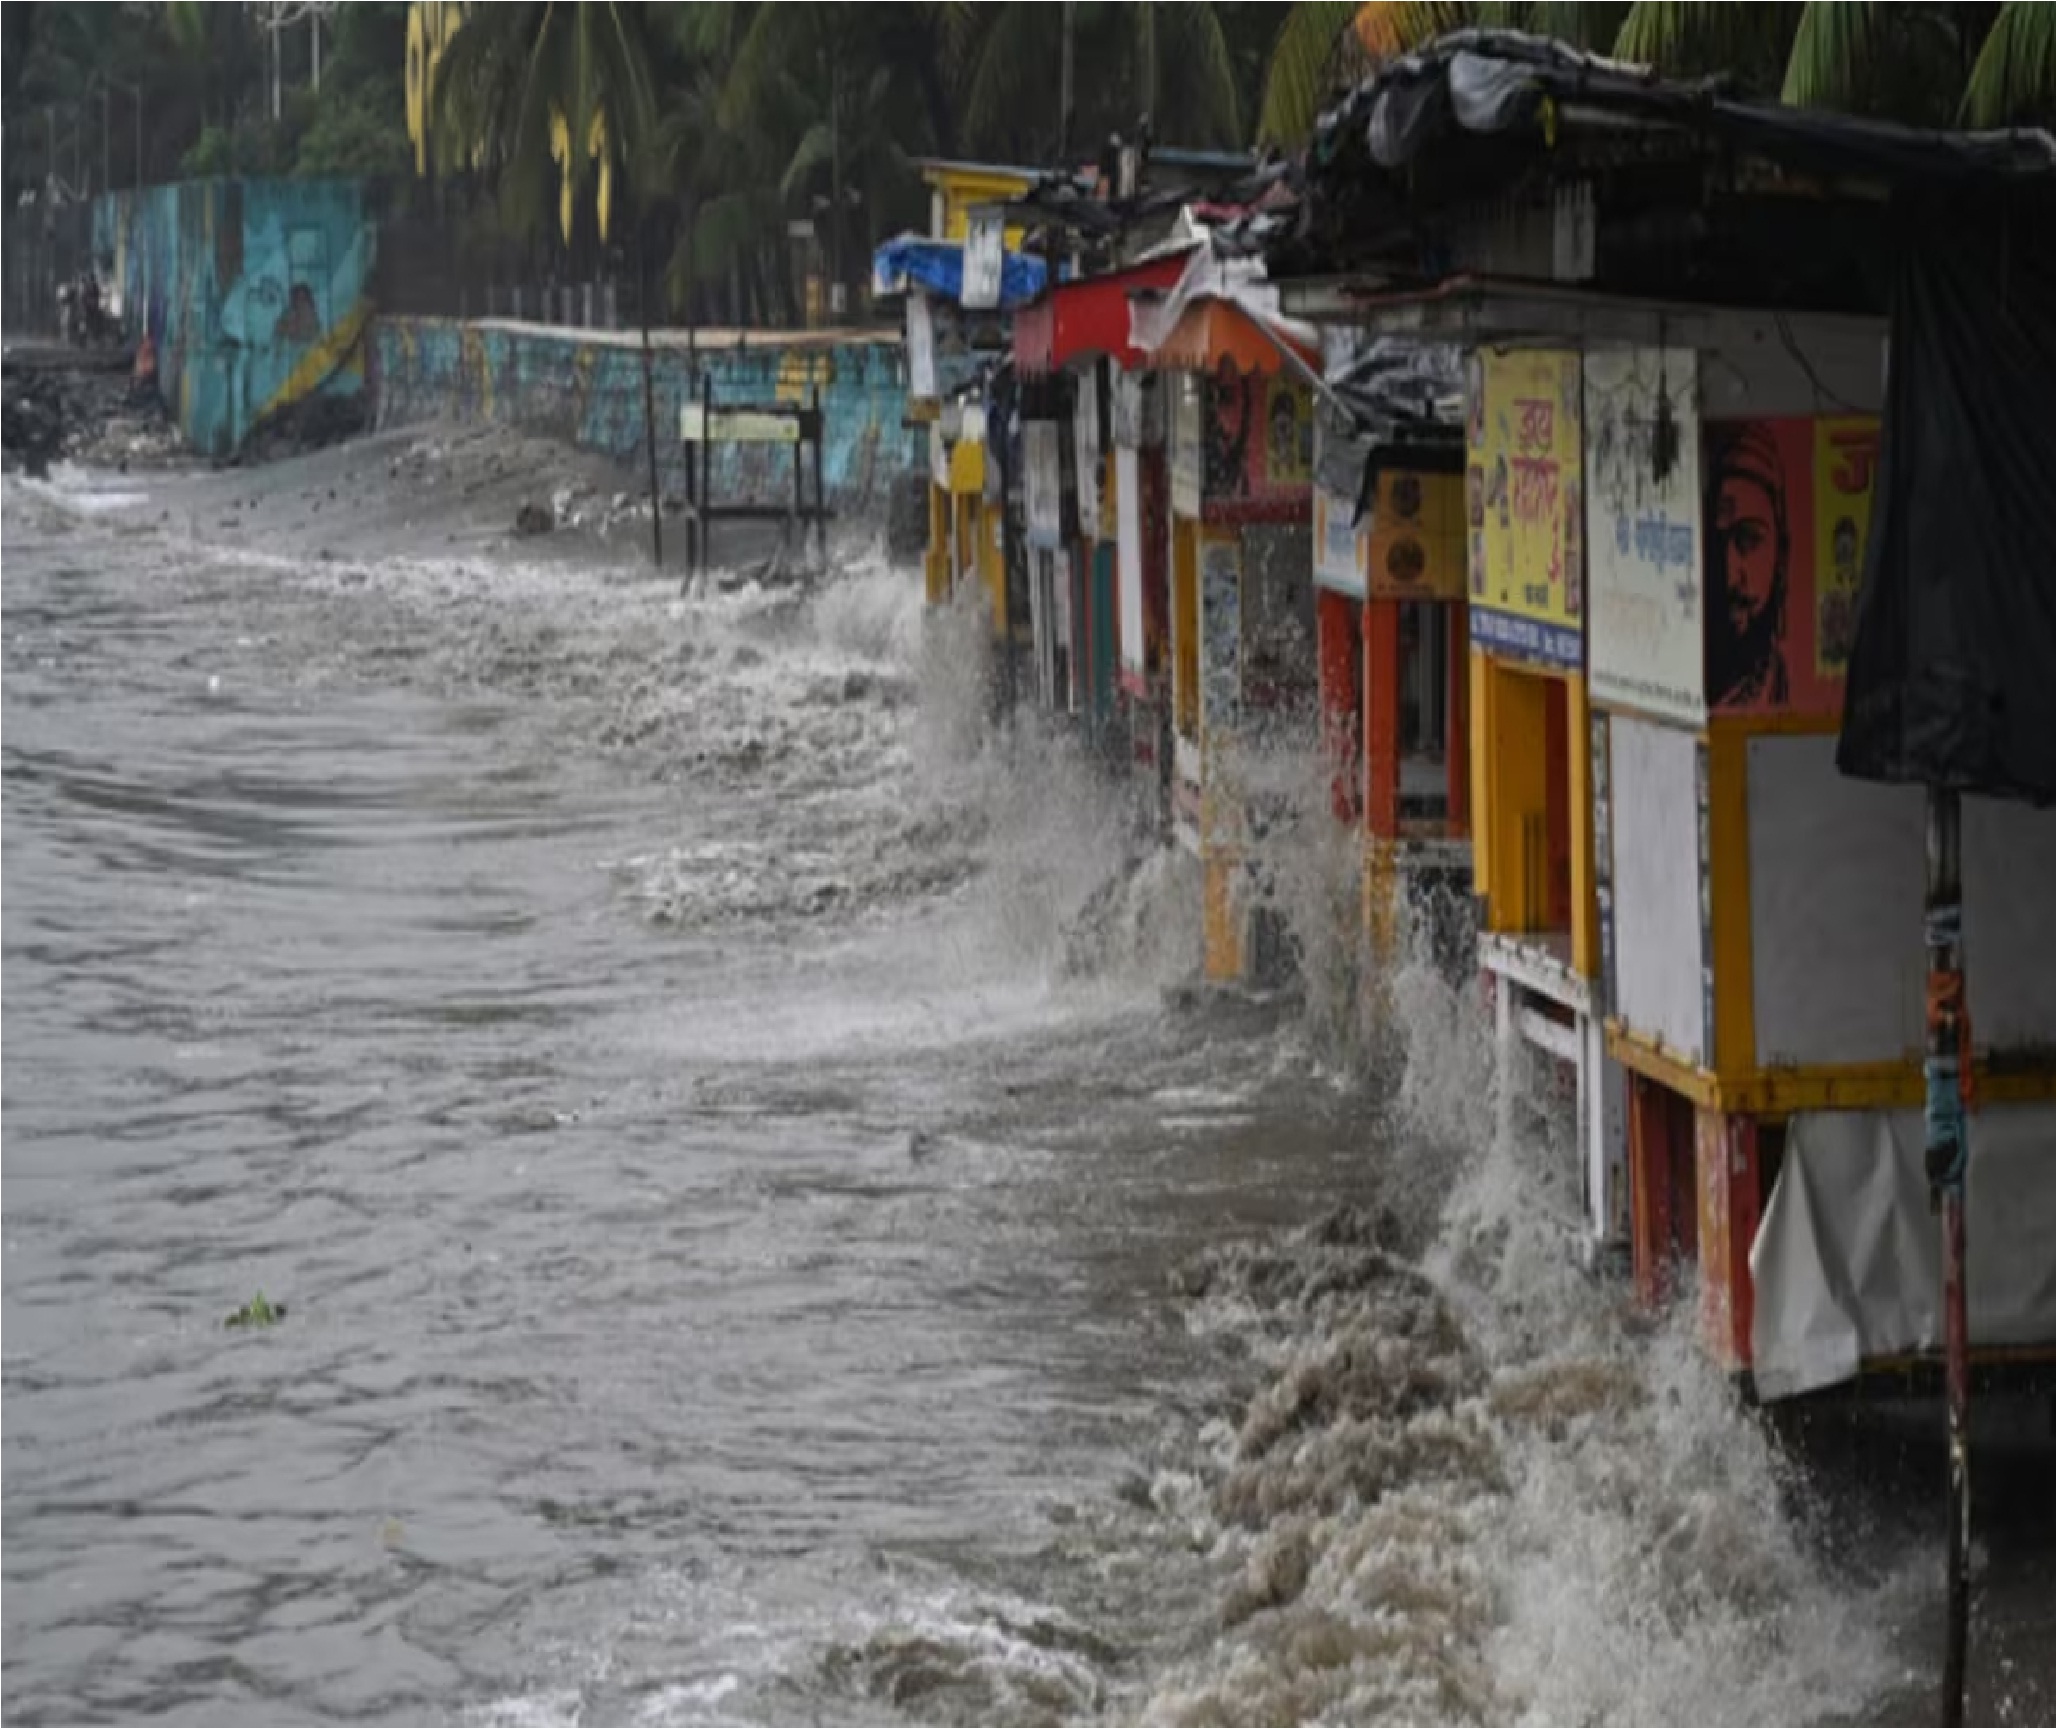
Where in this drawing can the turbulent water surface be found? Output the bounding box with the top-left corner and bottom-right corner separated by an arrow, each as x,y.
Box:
3,435 -> 2048,1728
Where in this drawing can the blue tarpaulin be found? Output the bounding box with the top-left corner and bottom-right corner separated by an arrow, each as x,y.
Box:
870,235 -> 1047,309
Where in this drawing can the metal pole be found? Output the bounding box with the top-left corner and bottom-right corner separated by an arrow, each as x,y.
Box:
811,382 -> 826,565
1923,784 -> 1971,1728
638,213 -> 663,570
699,372 -> 713,581
135,88 -> 143,191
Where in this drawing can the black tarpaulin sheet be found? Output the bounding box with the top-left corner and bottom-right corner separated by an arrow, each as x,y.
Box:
1837,202 -> 2056,804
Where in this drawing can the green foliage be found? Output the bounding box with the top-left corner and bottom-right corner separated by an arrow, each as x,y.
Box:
1962,3 -> 2056,126
296,71 -> 413,181
1257,2 -> 1371,146
431,1 -> 661,240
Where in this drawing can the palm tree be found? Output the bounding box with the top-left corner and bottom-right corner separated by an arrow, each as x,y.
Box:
711,3 -> 942,320
946,2 -> 1244,163
430,2 -> 659,247
1256,2 -> 1626,145
431,3 -> 665,561
1256,1 -> 2054,146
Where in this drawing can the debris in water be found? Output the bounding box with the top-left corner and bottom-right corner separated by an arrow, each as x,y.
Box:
514,501 -> 554,536
224,1292 -> 286,1329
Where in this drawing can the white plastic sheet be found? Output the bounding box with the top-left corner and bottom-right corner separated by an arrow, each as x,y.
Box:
1750,1105 -> 2056,1399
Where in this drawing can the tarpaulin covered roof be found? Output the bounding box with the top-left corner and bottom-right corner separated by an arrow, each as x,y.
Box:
870,235 -> 1047,310
1280,30 -> 2056,806
1282,31 -> 2056,314
1316,30 -> 2056,186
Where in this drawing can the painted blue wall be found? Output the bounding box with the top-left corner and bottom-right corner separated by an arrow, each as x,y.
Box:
371,317 -> 919,509
94,179 -> 375,457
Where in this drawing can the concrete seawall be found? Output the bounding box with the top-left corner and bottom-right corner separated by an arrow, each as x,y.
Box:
371,317 -> 918,512
94,179 -> 375,459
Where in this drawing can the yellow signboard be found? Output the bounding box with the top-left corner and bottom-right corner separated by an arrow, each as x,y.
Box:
1812,416 -> 1880,681
1466,349 -> 1583,668
680,406 -> 804,445
1368,468 -> 1465,601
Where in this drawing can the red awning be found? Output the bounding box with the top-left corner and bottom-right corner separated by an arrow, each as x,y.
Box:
1013,249 -> 1194,376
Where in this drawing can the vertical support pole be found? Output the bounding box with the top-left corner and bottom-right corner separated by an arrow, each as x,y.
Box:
811,382 -> 827,565
686,374 -> 703,596
699,373 -> 714,581
791,415 -> 803,561
1924,784 -> 1970,1728
638,213 -> 662,570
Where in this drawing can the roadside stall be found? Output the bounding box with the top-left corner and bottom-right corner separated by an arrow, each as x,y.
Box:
1136,275 -> 1320,983
1275,35 -> 2056,1382
1311,341 -> 1471,974
870,158 -> 1038,620
1010,250 -> 1192,747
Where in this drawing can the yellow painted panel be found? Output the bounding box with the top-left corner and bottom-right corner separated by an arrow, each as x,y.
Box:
1707,728 -> 1756,1075
947,437 -> 985,496
924,165 -> 1034,246
1469,646 -> 1494,909
1485,660 -> 1548,934
1604,1025 -> 2056,1117
980,502 -> 1007,641
1203,851 -> 1246,983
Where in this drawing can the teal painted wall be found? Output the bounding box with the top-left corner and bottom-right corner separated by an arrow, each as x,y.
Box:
94,179 -> 375,458
371,317 -> 918,509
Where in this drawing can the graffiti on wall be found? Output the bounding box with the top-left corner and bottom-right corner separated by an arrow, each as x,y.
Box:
371,316 -> 910,508
95,179 -> 374,457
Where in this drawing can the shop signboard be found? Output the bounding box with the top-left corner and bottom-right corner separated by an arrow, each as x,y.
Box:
1584,347 -> 1703,723
1367,469 -> 1465,602
1467,348 -> 1585,669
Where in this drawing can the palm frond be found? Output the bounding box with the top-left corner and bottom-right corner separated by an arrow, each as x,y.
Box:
1163,3 -> 1246,145
1780,2 -> 1883,111
780,120 -> 836,202
1518,2 -> 1633,52
1613,1 -> 1799,89
1961,1 -> 2056,127
959,4 -> 1051,155
1257,2 -> 1362,146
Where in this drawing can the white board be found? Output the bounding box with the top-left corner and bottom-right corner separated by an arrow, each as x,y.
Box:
962,211 -> 1003,311
906,293 -> 938,401
1313,483 -> 1365,598
1748,736 -> 2056,1066
1170,374 -> 1202,518
1117,445 -> 1145,679
1748,733 -> 1924,1067
1074,366 -> 1102,533
1585,348 -> 1705,724
1608,713 -> 1707,1064
1023,419 -> 1063,551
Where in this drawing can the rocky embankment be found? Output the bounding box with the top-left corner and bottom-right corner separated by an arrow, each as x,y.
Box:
1,344 -> 184,477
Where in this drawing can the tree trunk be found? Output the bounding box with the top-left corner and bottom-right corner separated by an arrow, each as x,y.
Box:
829,60 -> 844,318
1060,1 -> 1075,160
